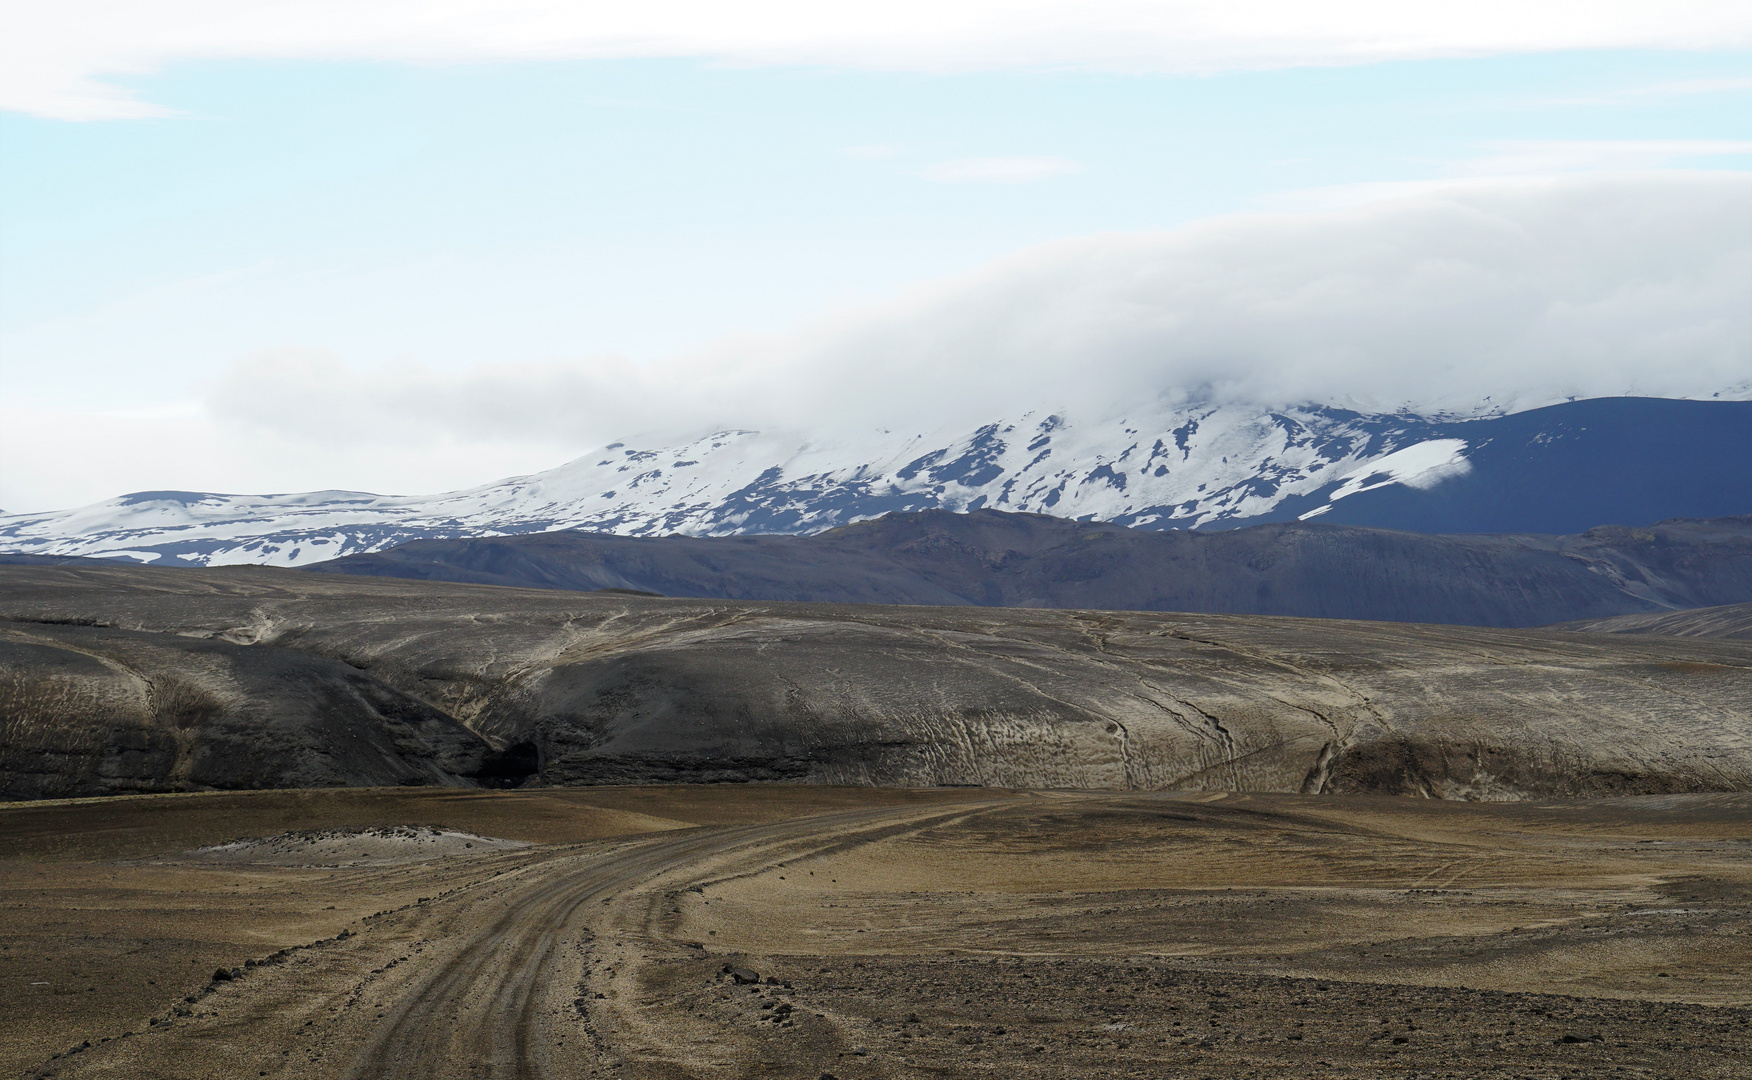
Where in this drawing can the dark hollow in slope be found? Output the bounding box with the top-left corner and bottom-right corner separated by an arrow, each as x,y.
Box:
309,511 -> 1752,628
0,622 -> 506,800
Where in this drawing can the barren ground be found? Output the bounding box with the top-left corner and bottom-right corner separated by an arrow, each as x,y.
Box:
3,786 -> 1750,1079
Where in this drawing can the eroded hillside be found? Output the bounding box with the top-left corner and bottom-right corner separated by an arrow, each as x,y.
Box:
2,564 -> 1750,799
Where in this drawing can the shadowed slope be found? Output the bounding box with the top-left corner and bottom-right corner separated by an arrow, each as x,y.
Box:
0,621 -> 504,800
311,511 -> 1752,628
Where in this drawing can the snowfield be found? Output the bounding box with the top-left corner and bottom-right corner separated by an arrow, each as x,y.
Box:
0,401 -> 1464,566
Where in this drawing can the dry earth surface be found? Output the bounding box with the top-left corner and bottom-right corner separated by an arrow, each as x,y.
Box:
3,785 -> 1750,1079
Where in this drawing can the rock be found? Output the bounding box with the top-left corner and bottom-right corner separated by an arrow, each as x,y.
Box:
727,967 -> 761,985
211,968 -> 233,983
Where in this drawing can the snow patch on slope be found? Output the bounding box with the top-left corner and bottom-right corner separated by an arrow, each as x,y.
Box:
1301,438 -> 1473,518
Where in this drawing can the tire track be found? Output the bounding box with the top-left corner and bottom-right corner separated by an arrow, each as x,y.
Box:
340,802 -> 1003,1079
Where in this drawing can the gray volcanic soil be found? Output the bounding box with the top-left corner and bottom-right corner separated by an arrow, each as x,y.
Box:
3,564 -> 1751,800
1561,600 -> 1752,641
311,510 -> 1752,628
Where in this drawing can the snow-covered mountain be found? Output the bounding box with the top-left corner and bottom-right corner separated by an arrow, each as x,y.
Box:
4,396 -> 1750,567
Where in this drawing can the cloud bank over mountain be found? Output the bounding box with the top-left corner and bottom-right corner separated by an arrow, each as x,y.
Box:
9,0 -> 1751,120
209,171 -> 1752,455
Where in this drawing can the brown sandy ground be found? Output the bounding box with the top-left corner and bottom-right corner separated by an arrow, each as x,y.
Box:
2,787 -> 1750,1079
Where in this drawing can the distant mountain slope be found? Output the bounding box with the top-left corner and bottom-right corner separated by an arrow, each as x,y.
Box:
3,396 -> 1749,567
0,553 -> 143,567
1292,397 -> 1752,534
1555,602 -> 1752,641
312,511 -> 1752,629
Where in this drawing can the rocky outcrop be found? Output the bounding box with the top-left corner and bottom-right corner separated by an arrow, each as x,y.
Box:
3,564 -> 1750,799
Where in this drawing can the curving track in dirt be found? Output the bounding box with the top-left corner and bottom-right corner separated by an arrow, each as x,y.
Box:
337,801 -> 1001,1080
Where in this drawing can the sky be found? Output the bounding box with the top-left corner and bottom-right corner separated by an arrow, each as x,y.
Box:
1,2 -> 1749,512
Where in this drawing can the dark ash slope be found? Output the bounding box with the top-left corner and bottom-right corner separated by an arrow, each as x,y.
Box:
0,621 -> 506,800
4,564 -> 1751,800
311,511 -> 1752,628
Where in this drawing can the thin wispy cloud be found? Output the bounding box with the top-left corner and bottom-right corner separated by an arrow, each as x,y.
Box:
1641,76 -> 1752,97
918,156 -> 1083,184
7,0 -> 1752,120
1272,142 -> 1752,211
1456,139 -> 1752,175
1535,75 -> 1752,108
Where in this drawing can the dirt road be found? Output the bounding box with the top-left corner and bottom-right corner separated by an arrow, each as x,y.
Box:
14,789 -> 1752,1079
31,800 -> 1001,1079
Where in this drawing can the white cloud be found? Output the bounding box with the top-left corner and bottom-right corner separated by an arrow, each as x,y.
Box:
918,156 -> 1083,183
205,171 -> 1752,456
0,397 -> 581,513
7,0 -> 1752,120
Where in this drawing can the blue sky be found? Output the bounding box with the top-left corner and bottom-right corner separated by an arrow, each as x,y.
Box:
1,6 -> 1749,511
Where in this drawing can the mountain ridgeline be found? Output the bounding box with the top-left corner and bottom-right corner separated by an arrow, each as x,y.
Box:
311,511 -> 1752,629
2,396 -> 1749,567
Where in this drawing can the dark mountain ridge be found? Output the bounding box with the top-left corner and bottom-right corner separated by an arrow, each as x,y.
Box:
1253,396 -> 1752,533
311,510 -> 1752,628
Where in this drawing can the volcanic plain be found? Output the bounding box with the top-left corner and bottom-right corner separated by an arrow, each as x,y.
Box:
4,785 -> 1751,1079
4,563 -> 1752,1077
